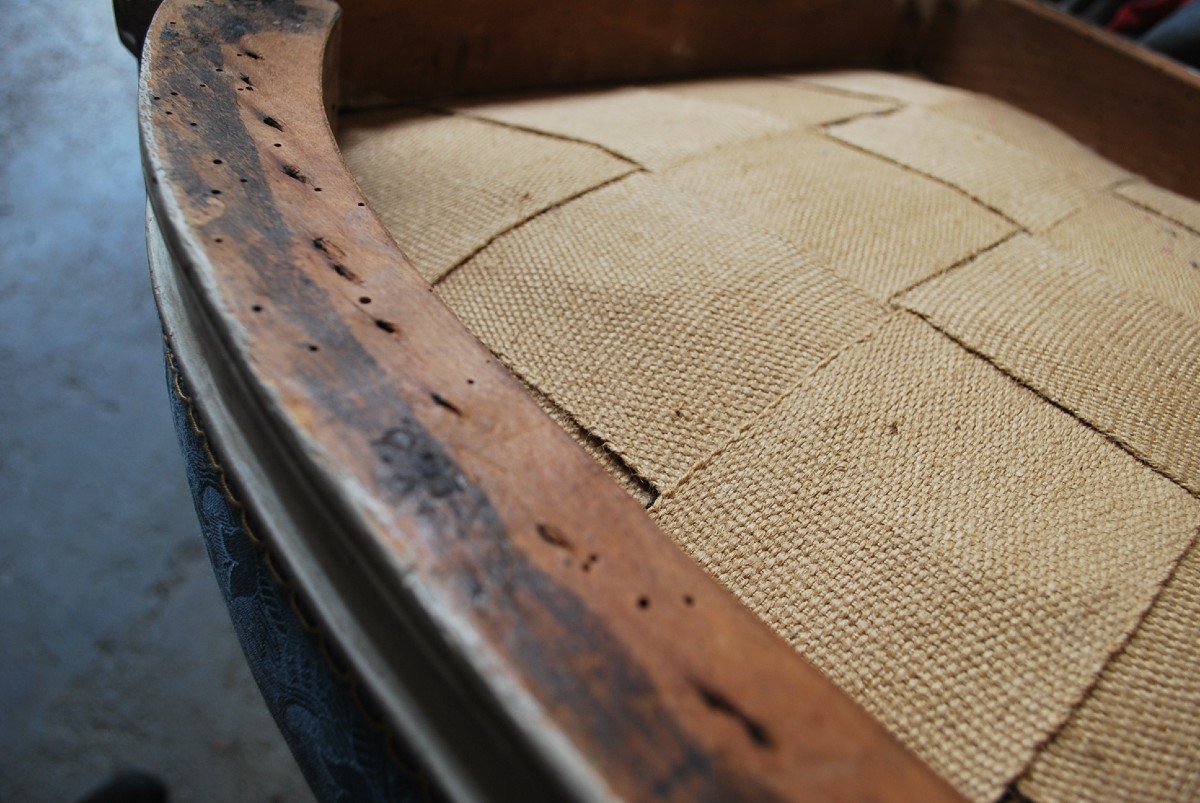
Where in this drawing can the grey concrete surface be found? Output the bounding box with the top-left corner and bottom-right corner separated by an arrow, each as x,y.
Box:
0,0 -> 312,799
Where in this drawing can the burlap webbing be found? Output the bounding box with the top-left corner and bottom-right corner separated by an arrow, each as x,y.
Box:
828,106 -> 1108,230
522,379 -> 656,507
339,71 -> 1200,801
899,233 -> 1200,495
661,130 -> 1014,301
339,111 -> 635,282
929,97 -> 1131,189
797,70 -> 973,107
653,75 -> 895,127
1117,180 -> 1200,234
1041,195 -> 1200,320
437,171 -> 889,490
1020,533 -> 1200,802
454,86 -> 790,170
653,313 -> 1198,801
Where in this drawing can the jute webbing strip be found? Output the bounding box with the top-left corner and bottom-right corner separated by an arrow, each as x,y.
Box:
1117,180 -> 1200,234
661,130 -> 1015,301
1019,532 -> 1200,802
437,171 -> 888,491
931,96 -> 1130,189
796,70 -> 973,106
654,75 -> 895,128
452,86 -> 789,170
899,233 -> 1200,495
338,111 -> 635,282
1042,194 -> 1200,320
652,314 -> 1200,802
828,106 -> 1107,230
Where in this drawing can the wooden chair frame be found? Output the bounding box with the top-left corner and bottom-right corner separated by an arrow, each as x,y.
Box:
138,0 -> 1199,798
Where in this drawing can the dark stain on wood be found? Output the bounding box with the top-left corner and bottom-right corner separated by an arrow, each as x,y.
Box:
535,522 -> 573,552
694,681 -> 775,749
368,416 -> 779,800
312,236 -> 359,282
281,163 -> 307,183
429,392 -> 462,416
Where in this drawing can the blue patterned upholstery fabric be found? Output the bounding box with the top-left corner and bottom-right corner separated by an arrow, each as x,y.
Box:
165,349 -> 437,803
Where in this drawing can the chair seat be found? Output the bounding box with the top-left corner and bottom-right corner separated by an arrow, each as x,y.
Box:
339,71 -> 1200,801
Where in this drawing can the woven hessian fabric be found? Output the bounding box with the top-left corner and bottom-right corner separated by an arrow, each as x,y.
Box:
827,106 -> 1111,230
339,71 -> 1200,802
1117,180 -> 1200,233
899,233 -> 1200,496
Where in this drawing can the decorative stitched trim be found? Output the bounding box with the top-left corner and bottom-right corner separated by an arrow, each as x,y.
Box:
165,339 -> 438,800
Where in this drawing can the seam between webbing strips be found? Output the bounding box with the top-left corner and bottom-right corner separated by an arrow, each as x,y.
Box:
435,105 -> 644,169
431,169 -> 642,286
904,310 -> 1200,501
887,229 -> 1025,303
652,312 -> 905,507
1012,525 -> 1200,794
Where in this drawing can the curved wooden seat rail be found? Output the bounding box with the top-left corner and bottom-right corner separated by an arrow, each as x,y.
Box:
139,0 -> 1199,800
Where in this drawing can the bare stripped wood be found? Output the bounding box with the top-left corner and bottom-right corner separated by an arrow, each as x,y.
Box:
335,0 -> 905,107
919,0 -> 1200,201
140,0 -> 964,800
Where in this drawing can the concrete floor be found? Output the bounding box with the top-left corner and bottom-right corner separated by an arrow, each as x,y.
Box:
0,0 -> 312,799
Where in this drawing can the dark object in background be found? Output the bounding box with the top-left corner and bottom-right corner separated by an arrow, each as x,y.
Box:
1108,0 -> 1187,35
1139,0 -> 1200,62
112,0 -> 161,57
76,771 -> 168,803
1056,0 -> 1200,66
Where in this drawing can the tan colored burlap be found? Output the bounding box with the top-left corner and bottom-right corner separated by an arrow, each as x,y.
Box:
1117,180 -> 1200,234
797,70 -> 972,106
661,131 -> 1014,301
437,172 -> 888,490
654,75 -> 895,127
1042,195 -> 1200,320
338,111 -> 634,282
829,106 -> 1107,230
930,96 -> 1130,188
1019,533 -> 1200,803
652,313 -> 1200,802
341,69 -> 1200,801
899,234 -> 1200,495
453,86 -> 789,170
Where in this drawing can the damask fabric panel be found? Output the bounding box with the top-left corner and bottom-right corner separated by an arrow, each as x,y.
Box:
452,86 -> 790,170
1041,194 -> 1200,319
340,69 -> 1200,801
661,131 -> 1015,301
166,356 -> 437,803
1116,179 -> 1200,233
338,111 -> 635,283
828,106 -> 1110,230
651,314 -> 1200,802
1019,534 -> 1200,803
899,233 -> 1200,495
437,172 -> 888,491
